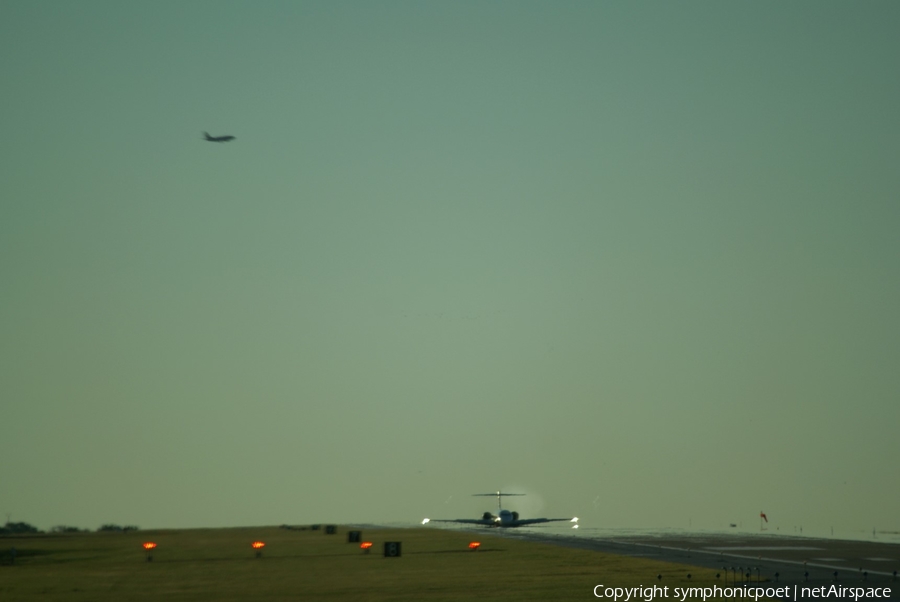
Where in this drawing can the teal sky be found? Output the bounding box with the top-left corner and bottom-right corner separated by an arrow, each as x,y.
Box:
2,1 -> 898,534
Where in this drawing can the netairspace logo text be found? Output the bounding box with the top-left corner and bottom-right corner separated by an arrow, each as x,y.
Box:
593,585 -> 893,601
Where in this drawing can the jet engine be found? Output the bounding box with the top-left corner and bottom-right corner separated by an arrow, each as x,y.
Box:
512,512 -> 519,521
482,512 -> 493,521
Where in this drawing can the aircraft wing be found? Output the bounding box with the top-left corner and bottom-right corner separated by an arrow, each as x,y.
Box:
423,518 -> 494,525
514,517 -> 578,526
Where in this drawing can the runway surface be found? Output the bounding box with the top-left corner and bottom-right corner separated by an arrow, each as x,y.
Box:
506,530 -> 899,599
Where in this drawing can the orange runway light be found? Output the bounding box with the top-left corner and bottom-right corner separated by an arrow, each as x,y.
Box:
360,542 -> 373,549
251,541 -> 266,549
142,542 -> 157,550
468,542 -> 481,550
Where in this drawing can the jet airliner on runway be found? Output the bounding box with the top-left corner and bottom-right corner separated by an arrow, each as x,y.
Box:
422,491 -> 578,528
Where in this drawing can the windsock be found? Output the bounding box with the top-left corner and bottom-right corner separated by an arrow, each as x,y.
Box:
760,512 -> 768,522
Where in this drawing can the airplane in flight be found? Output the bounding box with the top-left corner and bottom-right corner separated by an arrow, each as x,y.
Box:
203,131 -> 236,142
422,491 -> 579,528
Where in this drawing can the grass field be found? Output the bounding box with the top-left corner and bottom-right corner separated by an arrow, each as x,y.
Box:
1,526 -> 733,601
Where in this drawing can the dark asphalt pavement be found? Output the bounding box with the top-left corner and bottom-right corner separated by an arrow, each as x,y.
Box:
508,531 -> 899,600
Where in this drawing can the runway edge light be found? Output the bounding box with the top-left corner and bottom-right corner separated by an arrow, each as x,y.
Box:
142,542 -> 156,562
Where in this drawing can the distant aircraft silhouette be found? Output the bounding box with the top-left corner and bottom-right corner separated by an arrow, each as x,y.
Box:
203,132 -> 235,142
422,491 -> 578,529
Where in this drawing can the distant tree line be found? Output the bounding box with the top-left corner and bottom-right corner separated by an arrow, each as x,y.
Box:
0,521 -> 41,535
51,525 -> 87,533
97,524 -> 139,533
1,522 -> 140,535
